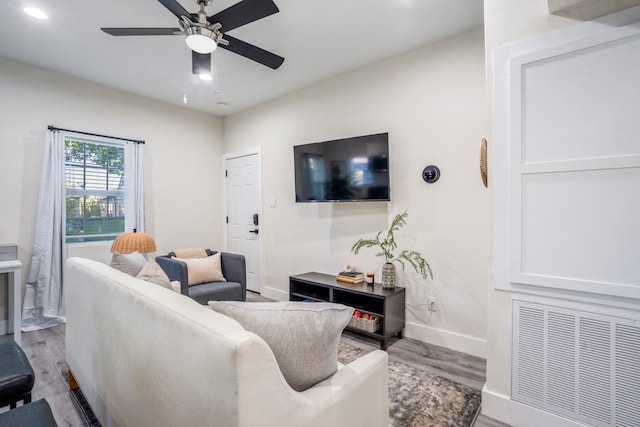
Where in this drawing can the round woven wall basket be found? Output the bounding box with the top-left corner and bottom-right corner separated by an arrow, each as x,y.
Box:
480,138 -> 488,188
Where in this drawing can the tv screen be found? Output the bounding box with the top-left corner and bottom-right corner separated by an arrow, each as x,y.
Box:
294,133 -> 390,202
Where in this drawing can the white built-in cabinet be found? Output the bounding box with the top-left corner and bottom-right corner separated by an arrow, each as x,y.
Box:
493,7 -> 640,427
493,8 -> 640,302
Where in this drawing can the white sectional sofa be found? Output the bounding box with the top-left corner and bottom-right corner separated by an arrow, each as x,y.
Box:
65,257 -> 389,427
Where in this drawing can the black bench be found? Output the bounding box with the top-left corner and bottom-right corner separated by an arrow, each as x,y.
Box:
0,341 -> 34,409
0,399 -> 58,426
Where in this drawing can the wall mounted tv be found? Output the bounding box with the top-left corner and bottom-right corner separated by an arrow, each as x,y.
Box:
294,132 -> 390,202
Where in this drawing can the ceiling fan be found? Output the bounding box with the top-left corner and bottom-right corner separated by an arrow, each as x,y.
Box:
101,0 -> 284,75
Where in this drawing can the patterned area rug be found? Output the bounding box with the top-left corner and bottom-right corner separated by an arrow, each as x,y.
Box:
57,344 -> 480,427
338,343 -> 481,427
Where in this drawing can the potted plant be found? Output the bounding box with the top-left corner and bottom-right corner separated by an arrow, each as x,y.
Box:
351,211 -> 432,288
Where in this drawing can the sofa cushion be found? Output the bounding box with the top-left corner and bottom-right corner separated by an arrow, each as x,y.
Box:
174,252 -> 226,286
136,259 -> 175,291
208,301 -> 354,392
170,248 -> 208,259
189,281 -> 244,304
110,252 -> 147,276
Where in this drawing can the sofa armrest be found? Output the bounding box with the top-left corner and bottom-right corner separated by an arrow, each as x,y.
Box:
209,251 -> 246,297
234,333 -> 389,427
301,350 -> 389,426
155,256 -> 189,295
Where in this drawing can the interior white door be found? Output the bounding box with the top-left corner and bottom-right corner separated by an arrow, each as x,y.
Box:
226,153 -> 261,293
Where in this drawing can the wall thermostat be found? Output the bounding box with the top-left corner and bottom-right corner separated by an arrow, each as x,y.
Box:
422,165 -> 440,183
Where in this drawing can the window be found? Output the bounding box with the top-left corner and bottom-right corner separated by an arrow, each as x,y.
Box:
301,153 -> 326,201
350,157 -> 372,186
65,138 -> 125,243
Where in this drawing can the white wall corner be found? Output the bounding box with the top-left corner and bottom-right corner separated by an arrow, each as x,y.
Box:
405,321 -> 487,359
261,286 -> 289,302
482,385 -> 587,427
0,320 -> 7,335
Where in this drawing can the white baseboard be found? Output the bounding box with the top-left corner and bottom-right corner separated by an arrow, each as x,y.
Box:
481,385 -> 586,427
262,286 -> 288,301
404,321 -> 487,358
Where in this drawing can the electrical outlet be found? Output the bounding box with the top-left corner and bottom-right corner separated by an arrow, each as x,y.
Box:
427,296 -> 437,312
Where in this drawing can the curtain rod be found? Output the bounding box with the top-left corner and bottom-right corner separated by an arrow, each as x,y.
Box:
47,125 -> 145,144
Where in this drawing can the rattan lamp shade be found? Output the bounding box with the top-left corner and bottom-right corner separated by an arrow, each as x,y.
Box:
110,229 -> 157,254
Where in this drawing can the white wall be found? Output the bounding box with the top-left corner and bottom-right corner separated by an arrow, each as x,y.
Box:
223,28 -> 489,357
483,1 -> 640,426
483,0 -> 581,399
0,57 -> 223,325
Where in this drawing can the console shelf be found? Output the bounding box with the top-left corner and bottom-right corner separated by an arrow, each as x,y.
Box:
289,272 -> 405,350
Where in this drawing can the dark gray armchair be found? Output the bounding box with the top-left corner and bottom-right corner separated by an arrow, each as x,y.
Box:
156,250 -> 246,304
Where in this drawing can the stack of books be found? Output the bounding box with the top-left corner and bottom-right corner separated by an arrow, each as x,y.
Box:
336,271 -> 365,284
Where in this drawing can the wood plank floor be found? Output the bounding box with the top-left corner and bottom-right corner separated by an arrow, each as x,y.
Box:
0,292 -> 510,426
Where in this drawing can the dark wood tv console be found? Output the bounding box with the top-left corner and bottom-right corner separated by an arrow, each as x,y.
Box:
289,272 -> 405,350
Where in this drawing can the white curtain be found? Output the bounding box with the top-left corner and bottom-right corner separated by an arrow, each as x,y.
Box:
124,142 -> 145,231
22,129 -> 66,331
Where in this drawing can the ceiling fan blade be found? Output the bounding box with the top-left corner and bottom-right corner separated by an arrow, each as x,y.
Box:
219,35 -> 284,70
209,0 -> 279,33
157,0 -> 193,19
192,51 -> 211,74
101,28 -> 181,36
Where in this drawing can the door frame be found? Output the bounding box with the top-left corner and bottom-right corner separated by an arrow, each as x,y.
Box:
222,146 -> 263,293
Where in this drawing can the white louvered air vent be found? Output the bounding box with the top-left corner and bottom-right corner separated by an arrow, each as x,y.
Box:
513,301 -> 640,427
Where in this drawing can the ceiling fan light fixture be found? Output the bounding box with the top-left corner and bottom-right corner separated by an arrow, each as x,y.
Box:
185,27 -> 217,54
24,6 -> 48,20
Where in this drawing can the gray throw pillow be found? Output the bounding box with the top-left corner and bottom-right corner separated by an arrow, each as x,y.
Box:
110,251 -> 147,276
208,301 -> 354,392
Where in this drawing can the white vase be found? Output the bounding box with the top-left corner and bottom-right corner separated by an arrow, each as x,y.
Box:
381,262 -> 396,289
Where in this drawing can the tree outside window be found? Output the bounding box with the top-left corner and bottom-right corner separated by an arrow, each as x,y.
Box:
64,139 -> 125,243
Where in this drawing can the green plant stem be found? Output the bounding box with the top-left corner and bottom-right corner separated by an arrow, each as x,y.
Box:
351,211 -> 433,280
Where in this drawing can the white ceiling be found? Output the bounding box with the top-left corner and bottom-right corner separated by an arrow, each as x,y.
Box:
0,0 -> 483,116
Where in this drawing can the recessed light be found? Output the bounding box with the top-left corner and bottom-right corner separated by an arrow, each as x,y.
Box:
216,102 -> 227,108
198,73 -> 212,81
24,6 -> 48,20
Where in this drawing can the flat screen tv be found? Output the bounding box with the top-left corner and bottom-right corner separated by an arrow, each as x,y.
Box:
294,133 -> 390,202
